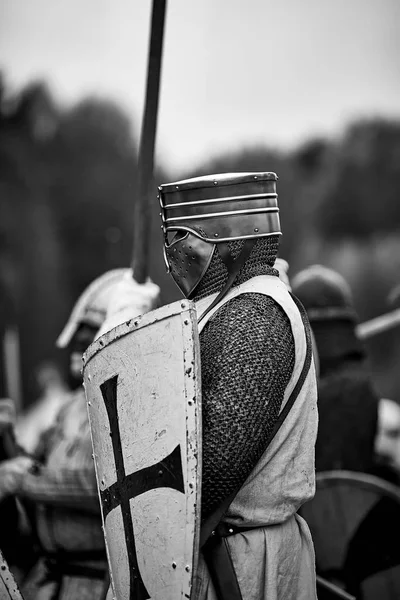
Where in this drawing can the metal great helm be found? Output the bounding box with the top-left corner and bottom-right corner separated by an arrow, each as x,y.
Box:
159,172 -> 281,298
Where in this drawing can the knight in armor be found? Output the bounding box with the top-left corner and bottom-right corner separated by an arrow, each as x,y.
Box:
291,265 -> 379,474
0,269 -> 159,600
159,172 -> 318,600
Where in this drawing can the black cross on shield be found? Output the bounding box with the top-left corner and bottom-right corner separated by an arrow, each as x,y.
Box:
100,375 -> 185,600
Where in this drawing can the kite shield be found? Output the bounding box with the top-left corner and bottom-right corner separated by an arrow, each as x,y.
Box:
83,300 -> 202,600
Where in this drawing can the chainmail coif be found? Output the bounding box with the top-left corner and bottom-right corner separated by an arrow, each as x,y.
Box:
193,236 -> 296,519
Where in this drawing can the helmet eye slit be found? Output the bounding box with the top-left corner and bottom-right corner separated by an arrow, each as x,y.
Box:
166,230 -> 188,247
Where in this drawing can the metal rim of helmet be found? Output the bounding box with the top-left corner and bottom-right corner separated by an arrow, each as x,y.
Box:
158,172 -> 281,273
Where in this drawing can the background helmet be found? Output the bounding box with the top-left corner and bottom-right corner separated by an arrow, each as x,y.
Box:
292,265 -> 363,371
291,264 -> 357,323
159,172 -> 281,298
56,268 -> 131,348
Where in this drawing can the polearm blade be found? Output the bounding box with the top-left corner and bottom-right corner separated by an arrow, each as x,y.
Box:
131,0 -> 167,283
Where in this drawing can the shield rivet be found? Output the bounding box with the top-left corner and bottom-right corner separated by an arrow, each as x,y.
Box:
188,400 -> 193,406
229,528 -> 234,534
172,562 -> 177,569
254,228 -> 259,233
189,482 -> 194,489
184,319 -> 189,325
185,565 -> 190,572
181,302 -> 186,309
214,233 -> 219,237
87,401 -> 91,406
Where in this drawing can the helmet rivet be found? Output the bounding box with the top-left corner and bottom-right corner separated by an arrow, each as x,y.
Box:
213,181 -> 218,185
254,228 -> 259,233
214,233 -> 219,237
254,175 -> 258,180
175,185 -> 179,190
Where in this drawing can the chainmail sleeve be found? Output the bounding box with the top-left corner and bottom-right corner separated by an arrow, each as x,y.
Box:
199,292 -> 295,519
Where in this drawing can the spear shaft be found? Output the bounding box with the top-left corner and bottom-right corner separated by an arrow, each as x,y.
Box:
131,0 -> 167,283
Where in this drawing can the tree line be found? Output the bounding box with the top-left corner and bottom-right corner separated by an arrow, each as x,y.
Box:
1,76 -> 400,405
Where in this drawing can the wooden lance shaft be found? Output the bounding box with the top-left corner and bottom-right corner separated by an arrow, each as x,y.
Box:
357,308 -> 400,340
131,0 -> 167,283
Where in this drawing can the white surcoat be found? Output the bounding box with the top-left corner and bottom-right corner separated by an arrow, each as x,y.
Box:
194,275 -> 318,600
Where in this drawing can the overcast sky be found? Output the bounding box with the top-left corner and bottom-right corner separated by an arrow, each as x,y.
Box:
1,0 -> 399,171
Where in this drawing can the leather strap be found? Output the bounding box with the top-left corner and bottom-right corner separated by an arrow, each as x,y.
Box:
202,523 -> 268,600
213,522 -> 260,538
202,535 -> 243,600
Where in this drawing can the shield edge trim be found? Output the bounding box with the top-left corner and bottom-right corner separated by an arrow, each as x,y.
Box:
181,306 -> 202,596
83,299 -> 194,368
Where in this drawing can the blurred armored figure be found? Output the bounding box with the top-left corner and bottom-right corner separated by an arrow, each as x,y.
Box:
0,398 -> 34,576
159,172 -> 318,599
292,265 -> 379,474
374,397 -> 400,485
15,362 -> 69,455
0,269 -> 159,600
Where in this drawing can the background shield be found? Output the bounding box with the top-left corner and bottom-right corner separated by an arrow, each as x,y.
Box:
300,471 -> 400,599
0,549 -> 24,600
83,300 -> 201,600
